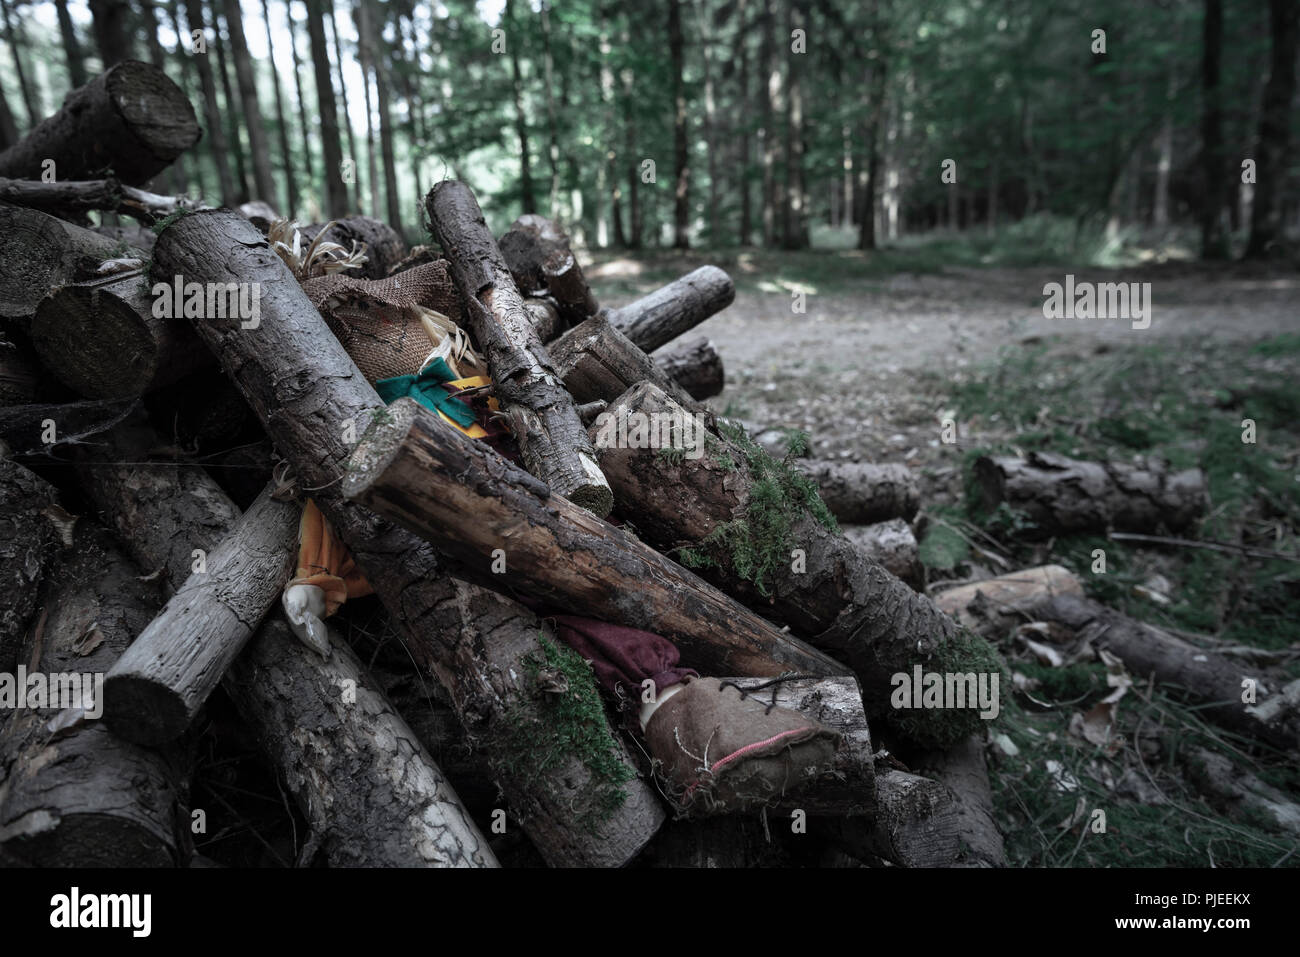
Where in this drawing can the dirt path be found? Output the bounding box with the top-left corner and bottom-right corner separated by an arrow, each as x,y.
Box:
598,262 -> 1299,467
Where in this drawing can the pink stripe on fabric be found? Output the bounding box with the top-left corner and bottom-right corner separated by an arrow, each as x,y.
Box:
709,729 -> 807,775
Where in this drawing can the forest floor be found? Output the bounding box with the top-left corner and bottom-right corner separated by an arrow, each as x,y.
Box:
592,243 -> 1300,867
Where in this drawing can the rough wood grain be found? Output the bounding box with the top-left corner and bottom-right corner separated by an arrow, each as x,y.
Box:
798,460 -> 920,524
150,208 -> 663,866
604,265 -> 735,352
933,565 -> 1083,637
0,456 -> 59,673
842,519 -> 921,589
426,180 -> 612,515
499,214 -> 599,331
0,61 -> 200,185
654,335 -> 724,399
343,396 -> 846,680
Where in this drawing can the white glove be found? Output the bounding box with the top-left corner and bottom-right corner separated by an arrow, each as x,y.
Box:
282,584 -> 332,657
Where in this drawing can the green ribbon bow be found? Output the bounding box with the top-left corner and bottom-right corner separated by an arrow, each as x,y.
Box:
375,358 -> 477,427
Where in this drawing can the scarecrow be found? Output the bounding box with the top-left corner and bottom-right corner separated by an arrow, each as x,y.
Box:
271,223 -> 838,817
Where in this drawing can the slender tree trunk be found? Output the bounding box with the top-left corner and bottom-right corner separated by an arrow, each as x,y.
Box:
858,45 -> 886,250
211,1 -> 250,203
2,0 -> 40,128
541,2 -> 561,216
0,81 -> 17,150
325,0 -> 358,209
505,0 -> 537,214
287,1 -> 316,189
737,0 -> 752,245
369,2 -> 402,233
1200,0 -> 1229,258
1245,0 -> 1298,259
54,0 -> 90,88
261,0 -> 298,217
618,3 -> 640,247
306,0 -> 348,217
782,0 -> 807,249
397,12 -> 425,209
356,0 -> 378,218
598,8 -> 617,248
222,0 -> 276,205
184,0 -> 238,204
669,0 -> 689,248
694,0 -> 719,243
87,0 -> 136,68
760,0 -> 780,246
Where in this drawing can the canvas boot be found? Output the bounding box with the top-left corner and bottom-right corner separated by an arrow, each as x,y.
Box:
643,676 -> 840,816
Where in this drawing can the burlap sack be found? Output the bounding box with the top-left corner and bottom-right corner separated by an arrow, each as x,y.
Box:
644,677 -> 841,816
302,260 -> 465,383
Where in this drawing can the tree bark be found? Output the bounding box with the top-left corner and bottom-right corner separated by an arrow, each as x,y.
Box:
286,0 -> 317,187
1032,593 -> 1300,750
797,460 -> 919,525
827,768 -> 963,867
505,0 -> 536,214
0,61 -> 198,187
0,176 -> 206,223
54,0 -> 90,89
220,0 -> 275,203
1245,0 -> 1298,259
31,269 -> 210,399
499,214 -> 599,331
0,523 -> 187,866
261,0 -> 299,217
550,315 -> 706,415
305,0 -> 349,218
343,397 -> 846,680
367,0 -> 402,233
324,0 -> 358,210
593,383 -> 998,749
300,216 -> 408,280
911,735 -> 1006,867
0,206 -> 145,321
76,428 -> 497,867
0,331 -> 39,406
211,1 -> 250,203
425,180 -> 613,516
668,0 -> 690,248
972,452 -> 1208,536
150,208 -> 665,866
1200,0 -> 1230,259
0,397 -> 137,455
88,0 -> 135,66
653,336 -> 724,399
182,0 -> 238,205
603,265 -> 735,353
0,456 -> 59,674
841,519 -> 920,589
101,486 -> 296,745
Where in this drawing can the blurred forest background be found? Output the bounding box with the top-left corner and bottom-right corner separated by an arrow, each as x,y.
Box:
0,0 -> 1296,259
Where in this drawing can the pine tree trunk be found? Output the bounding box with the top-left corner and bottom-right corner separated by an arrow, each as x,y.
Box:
221,0 -> 276,204
669,0 -> 690,248
505,0 -> 536,214
1245,0 -> 1298,259
1200,0 -> 1229,258
211,1 -> 251,203
325,0 -> 359,209
306,0 -> 349,217
182,0 -> 237,203
261,0 -> 299,217
54,0 -> 90,89
287,0 -> 317,187
88,0 -> 136,66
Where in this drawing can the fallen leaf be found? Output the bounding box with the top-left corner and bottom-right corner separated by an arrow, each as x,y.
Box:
1046,760 -> 1080,792
40,505 -> 78,547
72,622 -> 104,656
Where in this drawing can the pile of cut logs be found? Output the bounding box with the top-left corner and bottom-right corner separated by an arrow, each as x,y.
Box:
1,63 -> 1295,869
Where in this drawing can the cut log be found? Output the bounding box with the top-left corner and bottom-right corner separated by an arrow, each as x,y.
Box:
78,426 -> 497,867
654,336 -> 724,400
0,523 -> 186,866
0,397 -> 136,455
591,383 -> 1000,749
425,180 -> 613,516
798,460 -> 920,524
716,675 -> 876,817
934,565 -> 1083,637
0,205 -> 145,320
0,456 -> 59,673
300,216 -> 407,280
550,314 -> 707,416
93,223 -> 158,252
912,735 -> 1006,867
0,62 -> 200,185
842,520 -> 922,589
150,208 -> 664,867
604,265 -> 735,353
972,452 -> 1208,536
1032,593 -> 1300,750
343,397 -> 847,681
499,214 -> 599,331
31,269 -> 210,398
102,486 -> 297,745
1185,746 -> 1300,838
0,176 -> 205,224
829,769 -> 963,867
524,297 -> 563,341
238,200 -> 280,232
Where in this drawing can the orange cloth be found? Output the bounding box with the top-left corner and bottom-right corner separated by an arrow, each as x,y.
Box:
286,499 -> 374,616
290,376 -> 498,616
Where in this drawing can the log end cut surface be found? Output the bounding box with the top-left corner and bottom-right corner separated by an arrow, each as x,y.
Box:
107,61 -> 202,164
